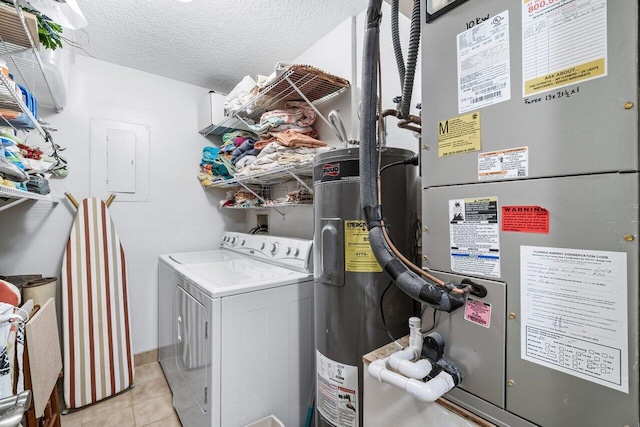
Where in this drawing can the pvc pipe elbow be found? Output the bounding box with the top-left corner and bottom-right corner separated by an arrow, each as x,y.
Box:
388,347 -> 417,371
368,359 -> 388,382
368,360 -> 456,403
404,371 -> 456,403
397,358 -> 432,380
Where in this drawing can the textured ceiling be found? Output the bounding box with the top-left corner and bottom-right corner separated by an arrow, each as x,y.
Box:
75,0 -> 369,92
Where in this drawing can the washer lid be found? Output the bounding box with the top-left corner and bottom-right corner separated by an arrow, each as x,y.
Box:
164,250 -> 241,265
180,258 -> 311,297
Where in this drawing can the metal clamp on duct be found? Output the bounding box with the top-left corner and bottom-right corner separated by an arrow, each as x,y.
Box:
368,317 -> 462,402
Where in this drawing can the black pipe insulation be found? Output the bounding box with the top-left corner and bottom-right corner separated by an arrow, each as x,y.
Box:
359,0 -> 465,313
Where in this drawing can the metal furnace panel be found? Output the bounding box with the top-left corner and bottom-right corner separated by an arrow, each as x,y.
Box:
421,173 -> 639,427
425,272 -> 506,408
421,1 -> 638,186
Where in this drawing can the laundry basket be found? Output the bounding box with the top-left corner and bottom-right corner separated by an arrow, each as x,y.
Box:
244,415 -> 285,427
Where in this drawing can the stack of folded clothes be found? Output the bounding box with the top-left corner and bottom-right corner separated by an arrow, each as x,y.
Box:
0,131 -> 55,193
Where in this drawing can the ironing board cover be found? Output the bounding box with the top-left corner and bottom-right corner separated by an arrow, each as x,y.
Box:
61,198 -> 134,408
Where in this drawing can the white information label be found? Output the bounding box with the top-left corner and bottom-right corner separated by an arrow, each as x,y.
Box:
522,0 -> 607,96
457,10 -> 511,113
449,197 -> 500,278
520,246 -> 628,393
478,147 -> 528,181
316,351 -> 359,427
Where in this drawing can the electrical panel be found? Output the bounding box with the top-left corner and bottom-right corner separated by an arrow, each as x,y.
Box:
421,1 -> 639,426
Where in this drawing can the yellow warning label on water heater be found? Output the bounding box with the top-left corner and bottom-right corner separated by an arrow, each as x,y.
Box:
437,112 -> 481,158
344,220 -> 382,272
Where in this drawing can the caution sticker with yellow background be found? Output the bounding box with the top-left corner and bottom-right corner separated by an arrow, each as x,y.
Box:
438,112 -> 481,158
344,220 -> 382,272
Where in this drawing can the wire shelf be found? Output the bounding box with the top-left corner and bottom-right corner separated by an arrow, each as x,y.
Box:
203,65 -> 349,137
0,71 -> 43,134
206,162 -> 313,189
0,184 -> 60,202
222,202 -> 312,210
0,2 -> 61,115
219,175 -> 313,213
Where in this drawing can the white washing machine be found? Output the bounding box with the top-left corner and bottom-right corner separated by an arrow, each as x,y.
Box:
158,232 -> 314,427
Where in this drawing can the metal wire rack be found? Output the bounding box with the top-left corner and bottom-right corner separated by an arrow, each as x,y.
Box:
0,2 -> 60,112
203,65 -> 350,137
212,164 -> 315,216
0,184 -> 60,212
206,162 -> 314,189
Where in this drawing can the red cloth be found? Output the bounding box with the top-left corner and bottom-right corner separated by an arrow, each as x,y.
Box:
0,280 -> 20,306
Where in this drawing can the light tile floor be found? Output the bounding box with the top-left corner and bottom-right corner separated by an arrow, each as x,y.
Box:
60,362 -> 181,426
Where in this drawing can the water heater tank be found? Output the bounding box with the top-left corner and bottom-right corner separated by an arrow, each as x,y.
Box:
313,147 -> 416,427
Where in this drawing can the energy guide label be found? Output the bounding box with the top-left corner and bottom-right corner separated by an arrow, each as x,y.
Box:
449,197 -> 500,278
344,220 -> 382,272
317,351 -> 358,427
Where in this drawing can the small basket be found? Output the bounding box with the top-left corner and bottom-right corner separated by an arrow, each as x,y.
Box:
244,415 -> 285,427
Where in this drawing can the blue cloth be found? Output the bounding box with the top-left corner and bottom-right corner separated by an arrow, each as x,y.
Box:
211,157 -> 235,179
201,146 -> 220,164
231,139 -> 258,165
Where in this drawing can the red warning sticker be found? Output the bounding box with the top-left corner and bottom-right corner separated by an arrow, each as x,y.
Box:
501,206 -> 549,233
464,298 -> 491,328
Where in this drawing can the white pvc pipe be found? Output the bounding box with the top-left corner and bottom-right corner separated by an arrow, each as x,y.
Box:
387,316 -> 432,380
396,358 -> 433,380
368,359 -> 455,403
407,317 -> 422,348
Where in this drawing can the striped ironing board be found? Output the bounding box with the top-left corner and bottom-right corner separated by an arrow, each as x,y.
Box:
61,198 -> 134,409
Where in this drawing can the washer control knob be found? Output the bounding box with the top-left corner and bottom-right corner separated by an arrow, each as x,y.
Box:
294,248 -> 300,257
260,242 -> 265,250
270,243 -> 279,255
231,237 -> 237,245
241,239 -> 246,246
286,247 -> 291,256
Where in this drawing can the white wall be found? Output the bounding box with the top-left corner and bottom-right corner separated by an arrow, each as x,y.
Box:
0,55 -> 244,354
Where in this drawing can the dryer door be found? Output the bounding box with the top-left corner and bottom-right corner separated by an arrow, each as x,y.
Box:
175,284 -> 209,412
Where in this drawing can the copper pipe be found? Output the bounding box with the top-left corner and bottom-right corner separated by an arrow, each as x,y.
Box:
382,109 -> 400,118
376,166 -> 466,293
398,121 -> 421,133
